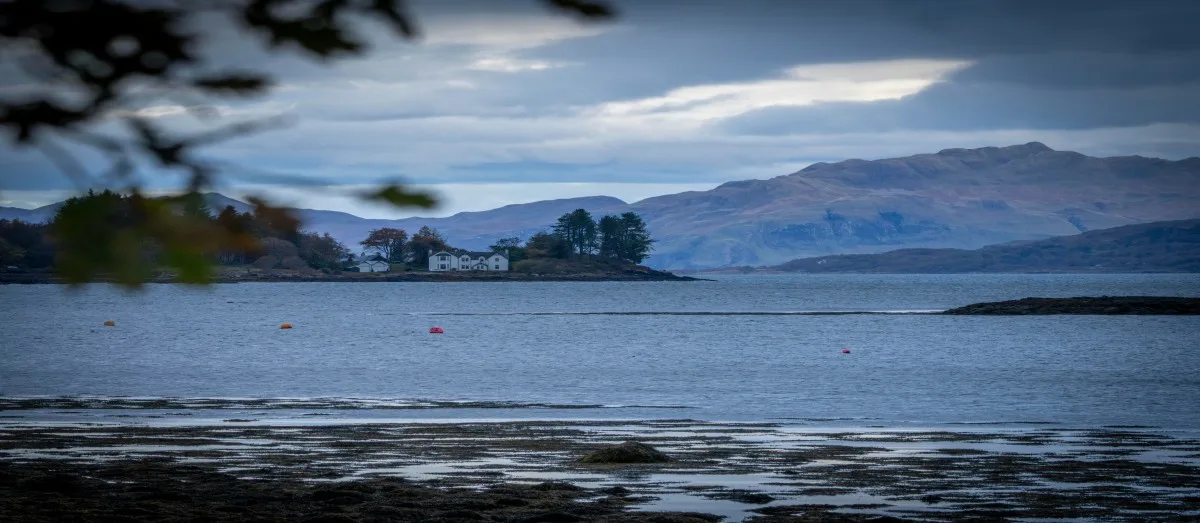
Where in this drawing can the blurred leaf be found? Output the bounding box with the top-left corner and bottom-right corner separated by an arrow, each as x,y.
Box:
246,196 -> 302,238
544,0 -> 615,19
364,184 -> 437,209
1,101 -> 93,143
161,246 -> 214,284
366,0 -> 420,38
111,230 -> 153,287
241,0 -> 364,58
50,190 -> 236,286
192,73 -> 272,95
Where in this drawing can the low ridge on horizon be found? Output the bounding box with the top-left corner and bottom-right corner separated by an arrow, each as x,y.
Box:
765,218 -> 1200,274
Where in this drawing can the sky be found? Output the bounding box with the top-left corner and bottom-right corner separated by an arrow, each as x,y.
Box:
2,0 -> 1199,216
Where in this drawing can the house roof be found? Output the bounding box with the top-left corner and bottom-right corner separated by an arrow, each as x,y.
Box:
430,251 -> 507,260
465,251 -> 506,259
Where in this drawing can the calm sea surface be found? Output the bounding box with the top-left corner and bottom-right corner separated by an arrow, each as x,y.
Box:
2,274 -> 1199,428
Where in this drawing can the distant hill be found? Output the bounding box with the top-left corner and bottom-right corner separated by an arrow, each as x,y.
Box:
768,219 -> 1200,273
0,202 -> 62,223
200,192 -> 630,252
285,195 -> 629,253
631,142 -> 1200,268
5,143 -> 1199,268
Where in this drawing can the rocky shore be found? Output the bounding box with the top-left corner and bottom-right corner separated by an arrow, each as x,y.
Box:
943,296 -> 1200,315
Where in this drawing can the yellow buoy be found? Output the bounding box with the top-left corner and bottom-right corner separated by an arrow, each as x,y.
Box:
103,320 -> 116,327
280,323 -> 293,329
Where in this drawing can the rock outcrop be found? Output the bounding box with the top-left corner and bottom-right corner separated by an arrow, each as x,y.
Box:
579,441 -> 672,464
943,296 -> 1200,315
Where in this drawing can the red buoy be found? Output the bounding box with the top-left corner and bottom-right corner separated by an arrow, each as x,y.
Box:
842,348 -> 851,354
429,326 -> 444,334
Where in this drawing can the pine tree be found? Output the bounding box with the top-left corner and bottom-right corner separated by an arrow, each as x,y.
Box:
552,209 -> 598,257
619,212 -> 654,263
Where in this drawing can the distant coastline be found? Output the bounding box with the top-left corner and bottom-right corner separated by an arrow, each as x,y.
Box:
0,267 -> 706,284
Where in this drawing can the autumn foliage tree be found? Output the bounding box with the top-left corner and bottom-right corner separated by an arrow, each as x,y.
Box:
407,226 -> 449,266
360,227 -> 408,263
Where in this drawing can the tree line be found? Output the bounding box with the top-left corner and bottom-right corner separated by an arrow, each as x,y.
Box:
357,208 -> 654,269
489,209 -> 654,265
358,226 -> 452,267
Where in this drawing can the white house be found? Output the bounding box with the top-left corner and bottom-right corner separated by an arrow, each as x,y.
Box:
429,251 -> 509,272
355,254 -> 391,273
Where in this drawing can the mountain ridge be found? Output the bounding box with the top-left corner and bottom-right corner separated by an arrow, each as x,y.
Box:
4,143 -> 1198,268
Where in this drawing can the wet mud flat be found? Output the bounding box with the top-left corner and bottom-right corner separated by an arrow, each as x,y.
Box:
2,420 -> 1199,522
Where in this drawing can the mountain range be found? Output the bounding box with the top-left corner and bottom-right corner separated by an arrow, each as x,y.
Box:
769,219 -> 1200,273
3,142 -> 1198,269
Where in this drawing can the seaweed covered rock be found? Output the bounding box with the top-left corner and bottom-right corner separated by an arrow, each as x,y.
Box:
579,441 -> 671,464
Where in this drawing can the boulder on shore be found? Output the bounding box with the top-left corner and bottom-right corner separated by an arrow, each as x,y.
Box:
579,441 -> 671,464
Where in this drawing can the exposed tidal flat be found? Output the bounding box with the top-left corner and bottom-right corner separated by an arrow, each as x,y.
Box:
1,420 -> 1198,521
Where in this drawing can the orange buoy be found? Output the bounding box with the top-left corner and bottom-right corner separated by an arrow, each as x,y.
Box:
429,326 -> 444,334
842,348 -> 851,354
103,320 -> 116,327
280,323 -> 293,329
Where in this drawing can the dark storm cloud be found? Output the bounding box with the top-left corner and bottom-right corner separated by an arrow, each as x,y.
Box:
949,51 -> 1200,89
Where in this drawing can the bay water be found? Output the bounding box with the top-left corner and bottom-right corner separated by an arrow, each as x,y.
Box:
2,274 -> 1198,428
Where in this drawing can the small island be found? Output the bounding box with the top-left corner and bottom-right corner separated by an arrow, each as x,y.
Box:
943,296 -> 1200,315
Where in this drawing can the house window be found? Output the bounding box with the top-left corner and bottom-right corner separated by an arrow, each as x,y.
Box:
439,255 -> 447,261
439,264 -> 446,269
494,265 -> 500,269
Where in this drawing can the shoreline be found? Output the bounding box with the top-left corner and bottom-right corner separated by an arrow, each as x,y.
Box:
2,420 -> 1196,522
0,269 -> 709,284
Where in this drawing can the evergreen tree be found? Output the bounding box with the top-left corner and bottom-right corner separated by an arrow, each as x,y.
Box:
619,212 -> 654,263
552,209 -> 598,257
595,212 -> 654,263
598,215 -> 624,259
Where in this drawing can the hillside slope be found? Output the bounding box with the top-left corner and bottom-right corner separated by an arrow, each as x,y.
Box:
0,203 -> 62,223
631,142 -> 1200,268
770,219 -> 1200,273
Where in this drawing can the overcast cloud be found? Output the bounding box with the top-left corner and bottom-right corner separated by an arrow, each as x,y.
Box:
2,0 -> 1199,216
